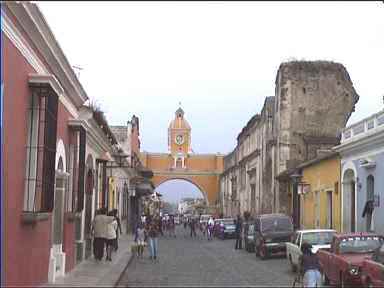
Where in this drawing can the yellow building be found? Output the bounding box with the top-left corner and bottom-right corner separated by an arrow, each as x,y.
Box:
108,176 -> 117,211
297,152 -> 341,232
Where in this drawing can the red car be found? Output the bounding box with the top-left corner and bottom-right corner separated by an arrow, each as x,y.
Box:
361,242 -> 384,287
318,233 -> 384,287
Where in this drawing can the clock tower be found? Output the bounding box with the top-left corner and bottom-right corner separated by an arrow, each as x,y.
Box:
168,107 -> 191,169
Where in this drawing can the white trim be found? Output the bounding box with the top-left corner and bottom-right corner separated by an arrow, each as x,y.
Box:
1,10 -> 47,74
2,10 -> 80,118
55,138 -> 66,172
29,73 -> 64,97
341,165 -> 357,233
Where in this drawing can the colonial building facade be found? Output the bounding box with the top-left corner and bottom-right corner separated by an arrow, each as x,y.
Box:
335,108 -> 384,234
220,61 -> 359,220
2,2 -> 140,286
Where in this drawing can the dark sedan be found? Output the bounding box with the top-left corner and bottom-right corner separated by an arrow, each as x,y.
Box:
216,218 -> 236,240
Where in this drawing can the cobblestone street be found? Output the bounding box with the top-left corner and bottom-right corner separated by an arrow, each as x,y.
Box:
117,226 -> 295,287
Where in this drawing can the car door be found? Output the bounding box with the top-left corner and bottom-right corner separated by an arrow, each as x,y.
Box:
292,232 -> 302,266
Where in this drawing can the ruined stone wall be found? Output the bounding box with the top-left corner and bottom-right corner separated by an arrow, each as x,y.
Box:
274,61 -> 359,213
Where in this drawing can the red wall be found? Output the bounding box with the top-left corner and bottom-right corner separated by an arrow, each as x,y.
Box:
3,31 -> 76,285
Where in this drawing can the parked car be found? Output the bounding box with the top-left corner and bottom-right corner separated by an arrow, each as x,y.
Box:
254,213 -> 294,260
217,218 -> 236,239
360,242 -> 384,288
244,223 -> 256,252
318,233 -> 384,287
286,229 -> 336,272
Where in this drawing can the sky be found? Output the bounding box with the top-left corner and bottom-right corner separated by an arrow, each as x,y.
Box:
37,1 -> 384,202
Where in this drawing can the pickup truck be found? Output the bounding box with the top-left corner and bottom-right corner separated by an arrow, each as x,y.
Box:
361,242 -> 384,287
318,233 -> 384,287
286,229 -> 335,272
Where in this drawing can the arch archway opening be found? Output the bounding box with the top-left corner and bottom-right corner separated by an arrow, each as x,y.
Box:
342,169 -> 356,233
155,179 -> 207,216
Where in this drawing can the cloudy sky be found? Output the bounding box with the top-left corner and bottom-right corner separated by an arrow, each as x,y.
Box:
38,1 -> 384,202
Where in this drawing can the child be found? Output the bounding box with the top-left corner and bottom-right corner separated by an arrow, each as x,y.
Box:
135,223 -> 146,258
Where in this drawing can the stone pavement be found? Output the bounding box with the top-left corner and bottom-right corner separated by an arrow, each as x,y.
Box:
43,233 -> 134,287
117,226 -> 296,287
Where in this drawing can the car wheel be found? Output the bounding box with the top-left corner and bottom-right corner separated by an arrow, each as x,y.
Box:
259,246 -> 268,260
289,255 -> 296,272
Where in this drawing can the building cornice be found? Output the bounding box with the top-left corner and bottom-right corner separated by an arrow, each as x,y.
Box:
5,2 -> 88,107
334,128 -> 384,156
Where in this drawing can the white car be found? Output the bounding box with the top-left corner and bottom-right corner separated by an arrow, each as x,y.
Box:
286,229 -> 336,272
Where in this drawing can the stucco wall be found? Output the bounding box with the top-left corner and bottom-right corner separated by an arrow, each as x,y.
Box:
301,156 -> 341,232
353,152 -> 384,234
3,32 -> 53,286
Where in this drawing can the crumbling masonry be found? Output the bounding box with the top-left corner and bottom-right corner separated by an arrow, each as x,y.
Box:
219,61 -> 359,217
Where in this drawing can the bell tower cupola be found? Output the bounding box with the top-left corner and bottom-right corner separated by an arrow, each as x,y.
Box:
168,106 -> 191,169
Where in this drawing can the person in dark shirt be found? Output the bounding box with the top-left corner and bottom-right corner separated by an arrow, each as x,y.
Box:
299,242 -> 322,287
235,215 -> 243,250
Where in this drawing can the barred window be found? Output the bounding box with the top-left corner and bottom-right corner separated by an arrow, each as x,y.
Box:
24,84 -> 58,212
68,126 -> 86,212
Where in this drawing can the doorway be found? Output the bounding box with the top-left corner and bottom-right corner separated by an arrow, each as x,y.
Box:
342,169 -> 356,233
326,191 -> 333,229
84,169 -> 94,259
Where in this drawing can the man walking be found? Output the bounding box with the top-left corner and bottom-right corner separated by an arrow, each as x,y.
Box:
190,217 -> 197,238
234,215 -> 243,250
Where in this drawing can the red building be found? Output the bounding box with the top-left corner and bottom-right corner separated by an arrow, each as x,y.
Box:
2,2 -> 89,286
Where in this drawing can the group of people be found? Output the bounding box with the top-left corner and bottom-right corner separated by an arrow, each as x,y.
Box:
91,208 -> 122,262
182,216 -> 215,240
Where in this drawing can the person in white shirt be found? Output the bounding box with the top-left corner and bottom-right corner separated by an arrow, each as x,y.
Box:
207,217 -> 214,240
91,208 -> 115,261
106,211 -> 118,261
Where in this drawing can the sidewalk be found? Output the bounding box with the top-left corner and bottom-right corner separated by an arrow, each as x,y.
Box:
42,233 -> 135,287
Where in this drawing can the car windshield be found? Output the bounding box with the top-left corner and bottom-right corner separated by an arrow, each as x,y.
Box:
221,219 -> 235,225
261,217 -> 293,232
302,231 -> 335,245
339,236 -> 384,254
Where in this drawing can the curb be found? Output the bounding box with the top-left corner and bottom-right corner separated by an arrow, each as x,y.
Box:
114,252 -> 134,287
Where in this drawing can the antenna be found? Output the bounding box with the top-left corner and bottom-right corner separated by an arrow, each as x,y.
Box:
72,65 -> 83,79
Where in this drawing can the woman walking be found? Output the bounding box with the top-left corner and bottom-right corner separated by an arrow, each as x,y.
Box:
299,242 -> 322,287
148,220 -> 159,261
92,208 -> 114,261
105,213 -> 118,261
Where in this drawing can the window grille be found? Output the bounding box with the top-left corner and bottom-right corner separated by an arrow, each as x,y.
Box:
69,126 -> 86,212
24,84 -> 58,212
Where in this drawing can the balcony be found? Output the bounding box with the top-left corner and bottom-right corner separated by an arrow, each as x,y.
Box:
341,110 -> 384,143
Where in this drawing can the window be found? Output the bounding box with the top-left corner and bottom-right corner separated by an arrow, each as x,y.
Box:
24,84 -> 58,212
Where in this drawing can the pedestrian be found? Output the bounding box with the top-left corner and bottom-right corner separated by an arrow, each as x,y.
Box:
112,209 -> 122,251
190,217 -> 197,238
299,242 -> 322,288
158,216 -> 164,237
105,211 -> 118,261
148,220 -> 159,261
134,223 -> 146,258
91,207 -> 114,261
207,216 -> 214,241
235,215 -> 243,249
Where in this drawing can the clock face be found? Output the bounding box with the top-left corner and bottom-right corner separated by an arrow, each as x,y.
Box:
175,134 -> 184,145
